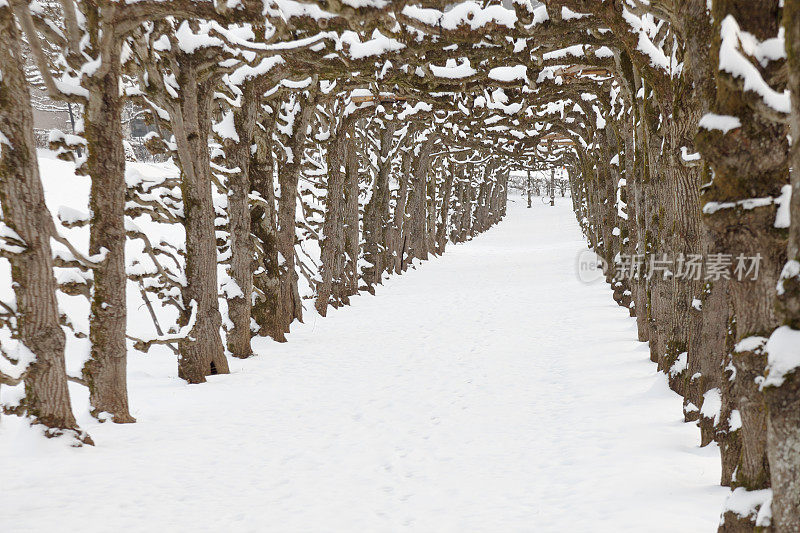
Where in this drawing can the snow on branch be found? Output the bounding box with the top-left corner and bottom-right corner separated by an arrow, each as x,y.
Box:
718,15 -> 790,115
130,299 -> 197,352
0,338 -> 36,386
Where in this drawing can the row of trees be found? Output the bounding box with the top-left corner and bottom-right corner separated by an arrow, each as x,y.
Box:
552,1 -> 800,531
1,0 -> 798,529
0,0 -> 519,442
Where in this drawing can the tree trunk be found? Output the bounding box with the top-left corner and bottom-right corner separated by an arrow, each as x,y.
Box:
696,0 -> 788,528
406,136 -> 435,262
343,128 -> 360,296
362,121 -> 396,288
436,160 -> 455,254
316,124 -> 348,315
762,1 -> 800,529
0,13 -> 88,442
390,149 -> 412,273
276,93 -> 316,330
665,97 -> 703,394
462,168 -> 475,240
250,116 -> 283,341
451,168 -> 469,243
425,161 -> 438,253
224,83 -> 257,358
82,47 -> 134,423
171,73 -> 229,383
526,169 -> 532,208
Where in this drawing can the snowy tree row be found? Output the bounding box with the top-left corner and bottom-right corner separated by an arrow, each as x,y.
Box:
1,0 -> 800,530
1,1 -> 523,442
544,1 -> 800,531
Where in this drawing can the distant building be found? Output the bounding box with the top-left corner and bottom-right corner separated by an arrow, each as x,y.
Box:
30,84 -> 73,132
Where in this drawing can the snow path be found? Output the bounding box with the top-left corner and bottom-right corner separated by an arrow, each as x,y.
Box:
1,197 -> 725,532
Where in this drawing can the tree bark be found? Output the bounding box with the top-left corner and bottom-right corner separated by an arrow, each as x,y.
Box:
316,121 -> 349,315
436,160 -> 455,254
224,82 -> 257,358
82,44 -> 134,422
425,159 -> 438,253
170,69 -> 230,383
762,1 -> 800,529
0,12 -> 88,442
406,136 -> 435,262
276,92 -> 317,330
250,115 -> 283,341
390,149 -> 412,273
695,0 -> 787,528
362,121 -> 396,288
343,128 -> 360,296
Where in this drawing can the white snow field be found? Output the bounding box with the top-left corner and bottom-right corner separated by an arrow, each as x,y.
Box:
1,195 -> 726,532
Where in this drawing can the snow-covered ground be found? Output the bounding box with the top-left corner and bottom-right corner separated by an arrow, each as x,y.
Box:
1,195 -> 725,532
